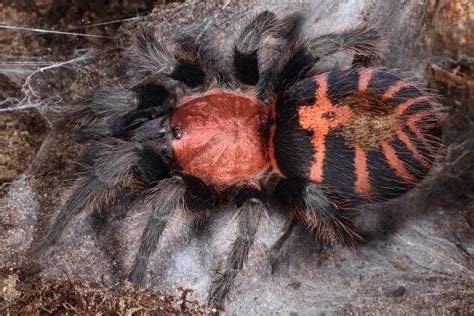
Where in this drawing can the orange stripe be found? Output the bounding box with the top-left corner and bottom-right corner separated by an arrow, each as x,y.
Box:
381,141 -> 417,184
395,96 -> 430,115
406,110 -> 435,155
298,74 -> 353,183
310,74 -> 329,183
354,146 -> 372,199
358,68 -> 375,92
382,80 -> 411,100
396,129 -> 431,168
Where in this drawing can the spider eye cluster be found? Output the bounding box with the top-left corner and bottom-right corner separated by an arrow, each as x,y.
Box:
172,125 -> 182,139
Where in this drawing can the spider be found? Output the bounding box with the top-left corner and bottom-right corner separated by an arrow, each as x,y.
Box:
31,10 -> 444,310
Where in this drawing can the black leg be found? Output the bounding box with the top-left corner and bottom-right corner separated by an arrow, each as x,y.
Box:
173,31 -> 231,85
256,13 -> 310,102
266,46 -> 318,98
61,89 -> 137,140
275,178 -> 361,245
136,146 -> 170,186
132,27 -> 206,88
108,73 -> 183,139
258,22 -> 381,102
61,90 -> 135,125
30,139 -> 141,258
233,11 -> 277,85
68,142 -> 102,175
75,28 -> 217,140
64,73 -> 179,142
208,186 -> 266,311
308,25 -> 381,67
352,54 -> 375,68
128,173 -> 215,287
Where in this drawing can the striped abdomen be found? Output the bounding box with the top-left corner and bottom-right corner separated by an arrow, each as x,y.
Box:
270,68 -> 444,203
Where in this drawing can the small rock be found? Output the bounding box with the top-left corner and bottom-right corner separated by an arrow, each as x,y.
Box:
0,273 -> 21,302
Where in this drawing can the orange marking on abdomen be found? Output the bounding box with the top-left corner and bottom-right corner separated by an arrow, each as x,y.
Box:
396,129 -> 432,168
311,135 -> 326,183
381,141 -> 417,184
395,96 -> 430,115
354,146 -> 372,199
383,80 -> 411,100
406,110 -> 436,155
298,74 -> 353,183
358,68 -> 375,92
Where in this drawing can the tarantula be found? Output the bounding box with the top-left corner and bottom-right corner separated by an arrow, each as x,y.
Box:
31,11 -> 444,310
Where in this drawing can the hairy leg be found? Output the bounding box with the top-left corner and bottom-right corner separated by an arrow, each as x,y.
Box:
260,22 -> 381,101
233,10 -> 277,85
64,73 -> 183,142
173,31 -> 230,85
352,54 -> 375,68
256,13 -> 310,102
307,25 -> 381,63
132,26 -> 207,88
63,25 -> 215,141
30,139 -> 142,258
275,178 -> 361,245
128,173 -> 215,287
208,186 -> 266,310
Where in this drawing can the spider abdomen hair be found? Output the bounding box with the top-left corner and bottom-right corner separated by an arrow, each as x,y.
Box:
270,67 -> 445,203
